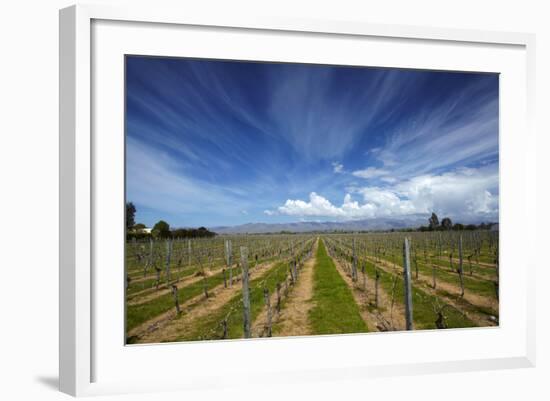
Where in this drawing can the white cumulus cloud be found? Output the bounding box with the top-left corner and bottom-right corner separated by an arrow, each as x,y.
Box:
276,192 -> 376,219
270,165 -> 498,222
390,167 -> 498,219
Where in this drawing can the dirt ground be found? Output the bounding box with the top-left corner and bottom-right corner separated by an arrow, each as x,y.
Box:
266,239 -> 319,337
127,265 -> 224,306
132,260 -> 278,344
365,255 -> 498,326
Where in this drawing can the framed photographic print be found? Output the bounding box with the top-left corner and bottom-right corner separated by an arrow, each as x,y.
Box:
59,3 -> 536,397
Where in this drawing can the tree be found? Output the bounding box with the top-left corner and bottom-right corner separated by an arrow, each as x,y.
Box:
428,212 -> 439,230
134,223 -> 146,230
453,223 -> 464,231
126,202 -> 136,229
441,217 -> 453,230
153,220 -> 170,238
171,227 -> 216,239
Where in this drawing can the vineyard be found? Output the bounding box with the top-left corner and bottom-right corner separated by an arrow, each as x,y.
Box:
125,230 -> 499,344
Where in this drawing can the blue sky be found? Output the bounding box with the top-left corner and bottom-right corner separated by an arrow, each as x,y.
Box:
126,56 -> 499,228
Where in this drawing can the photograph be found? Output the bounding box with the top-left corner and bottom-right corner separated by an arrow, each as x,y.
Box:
124,56 -> 499,344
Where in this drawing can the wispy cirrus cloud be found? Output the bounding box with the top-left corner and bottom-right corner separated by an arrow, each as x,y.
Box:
126,136 -> 257,226
332,162 -> 344,174
126,56 -> 499,227
372,78 -> 499,178
352,167 -> 391,179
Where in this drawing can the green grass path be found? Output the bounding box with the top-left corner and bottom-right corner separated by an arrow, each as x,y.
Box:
309,240 -> 368,335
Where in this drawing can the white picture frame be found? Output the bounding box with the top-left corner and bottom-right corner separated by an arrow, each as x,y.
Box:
59,3 -> 536,397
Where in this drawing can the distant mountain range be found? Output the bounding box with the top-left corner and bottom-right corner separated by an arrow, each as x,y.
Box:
209,217 -> 428,234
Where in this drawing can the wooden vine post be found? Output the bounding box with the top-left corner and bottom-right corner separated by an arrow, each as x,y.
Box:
351,238 -> 358,282
171,284 -> 181,314
432,260 -> 437,289
402,237 -> 414,330
187,239 -> 192,267
289,260 -> 296,284
240,246 -> 251,338
263,287 -> 272,337
176,240 -> 182,281
222,318 -> 228,339
413,246 -> 419,280
226,239 -> 233,288
458,235 -> 465,297
225,240 -> 229,270
165,238 -> 172,284
147,237 -> 153,277
362,261 -> 367,294
202,272 -> 209,299
155,266 -> 161,290
374,266 -> 380,307
494,243 -> 499,300
276,283 -> 281,312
